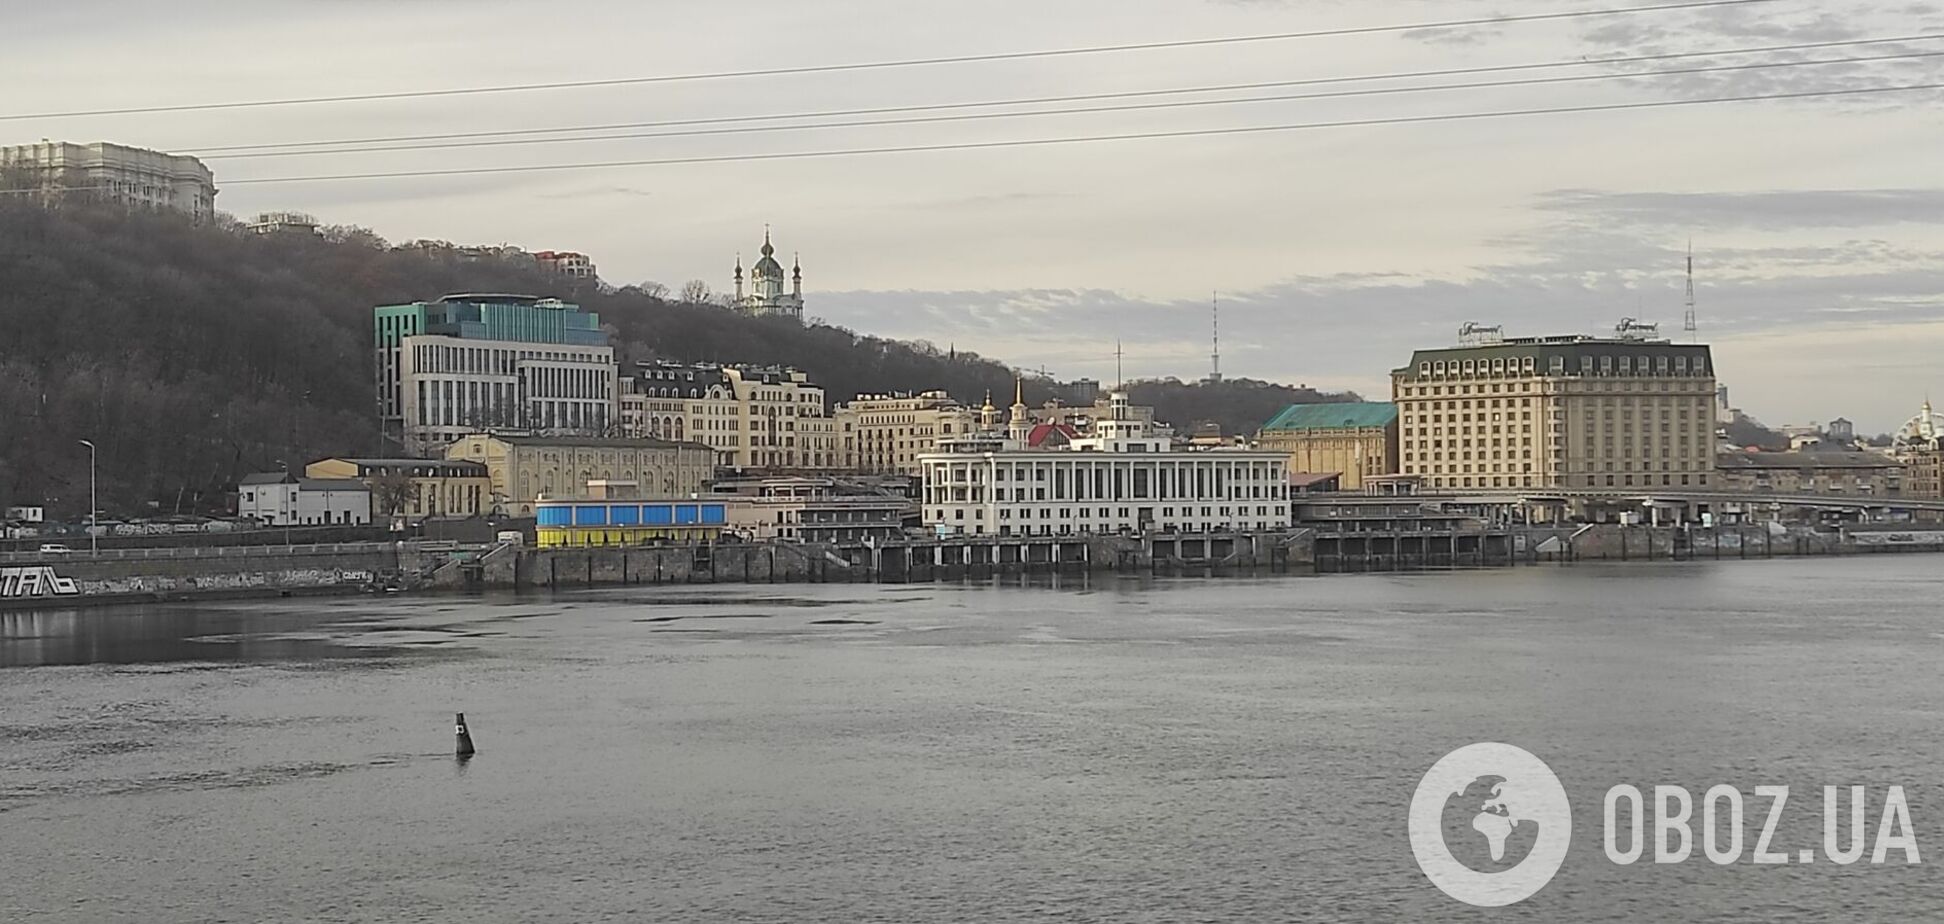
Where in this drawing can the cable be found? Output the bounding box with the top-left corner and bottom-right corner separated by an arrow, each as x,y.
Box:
219,80 -> 1944,185
199,49 -> 1944,160
190,32 -> 1944,155
1,0 -> 1780,122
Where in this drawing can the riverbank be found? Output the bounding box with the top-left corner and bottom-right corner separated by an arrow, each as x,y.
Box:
4,523 -> 1940,609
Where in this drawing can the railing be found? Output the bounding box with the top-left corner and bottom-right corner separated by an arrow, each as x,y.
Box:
0,540 -> 444,564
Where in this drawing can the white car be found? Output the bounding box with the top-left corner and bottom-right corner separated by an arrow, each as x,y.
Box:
38,543 -> 73,555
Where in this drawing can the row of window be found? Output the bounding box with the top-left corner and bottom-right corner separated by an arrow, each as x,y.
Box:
1414,354 -> 1708,378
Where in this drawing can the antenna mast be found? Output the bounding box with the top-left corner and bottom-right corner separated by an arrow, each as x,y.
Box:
1209,291 -> 1223,384
1683,239 -> 1697,342
1114,340 -> 1125,391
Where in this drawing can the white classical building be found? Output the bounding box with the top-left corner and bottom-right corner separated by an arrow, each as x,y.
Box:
732,229 -> 804,321
918,391 -> 1292,536
237,474 -> 372,526
0,141 -> 216,219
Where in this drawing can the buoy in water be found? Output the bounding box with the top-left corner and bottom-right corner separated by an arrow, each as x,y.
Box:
455,712 -> 476,758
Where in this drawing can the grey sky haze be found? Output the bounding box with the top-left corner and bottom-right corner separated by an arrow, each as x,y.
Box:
7,0 -> 1944,432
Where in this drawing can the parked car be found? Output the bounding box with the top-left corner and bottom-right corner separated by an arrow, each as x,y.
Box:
38,543 -> 73,555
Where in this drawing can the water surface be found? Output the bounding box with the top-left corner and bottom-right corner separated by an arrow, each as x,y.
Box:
4,559 -> 1942,921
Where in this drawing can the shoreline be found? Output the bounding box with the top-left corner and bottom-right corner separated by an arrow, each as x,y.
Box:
4,529 -> 1940,611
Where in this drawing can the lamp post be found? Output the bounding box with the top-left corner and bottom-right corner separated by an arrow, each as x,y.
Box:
276,459 -> 293,547
77,440 -> 96,555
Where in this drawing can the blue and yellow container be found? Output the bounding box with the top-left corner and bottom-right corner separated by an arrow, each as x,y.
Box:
535,499 -> 728,547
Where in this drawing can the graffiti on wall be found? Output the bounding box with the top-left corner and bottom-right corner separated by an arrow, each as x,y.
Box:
0,566 -> 81,598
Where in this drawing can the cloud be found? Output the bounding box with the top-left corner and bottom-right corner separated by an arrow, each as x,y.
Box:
534,185 -> 656,200
1534,188 -> 1944,230
823,184 -> 1944,431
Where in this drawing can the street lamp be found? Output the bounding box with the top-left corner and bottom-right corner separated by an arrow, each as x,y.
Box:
77,440 -> 96,555
276,459 -> 293,547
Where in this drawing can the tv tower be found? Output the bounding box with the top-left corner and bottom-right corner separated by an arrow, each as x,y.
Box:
1208,291 -> 1223,384
1683,239 -> 1697,342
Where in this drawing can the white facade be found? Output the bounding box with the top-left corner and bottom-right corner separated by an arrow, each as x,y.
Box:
0,141 -> 216,219
918,392 -> 1291,536
536,250 -> 597,279
237,477 -> 372,526
399,335 -> 617,449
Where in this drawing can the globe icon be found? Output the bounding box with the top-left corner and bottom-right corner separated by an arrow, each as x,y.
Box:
1438,775 -> 1542,873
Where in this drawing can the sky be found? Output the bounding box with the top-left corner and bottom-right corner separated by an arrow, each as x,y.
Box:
7,0 -> 1944,433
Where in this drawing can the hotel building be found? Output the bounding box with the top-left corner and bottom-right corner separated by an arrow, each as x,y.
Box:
1391,329 -> 1717,492
918,391 -> 1291,536
0,140 -> 216,219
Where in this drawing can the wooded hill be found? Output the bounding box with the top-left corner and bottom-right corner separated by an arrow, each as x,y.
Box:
0,202 -> 1350,516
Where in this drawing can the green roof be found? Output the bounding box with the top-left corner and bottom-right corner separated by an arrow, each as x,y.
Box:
1261,402 -> 1398,432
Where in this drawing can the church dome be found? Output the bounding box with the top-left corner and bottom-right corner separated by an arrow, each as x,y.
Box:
751,230 -> 784,278
1894,400 -> 1943,450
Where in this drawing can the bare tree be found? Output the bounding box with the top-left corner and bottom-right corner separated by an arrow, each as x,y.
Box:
637,281 -> 669,300
371,470 -> 415,518
679,279 -> 711,304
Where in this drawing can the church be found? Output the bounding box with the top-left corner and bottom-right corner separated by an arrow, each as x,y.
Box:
732,228 -> 804,322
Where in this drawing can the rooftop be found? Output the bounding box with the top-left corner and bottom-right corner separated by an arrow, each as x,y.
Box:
1716,450 -> 1903,470
1261,402 -> 1399,432
480,435 -> 709,451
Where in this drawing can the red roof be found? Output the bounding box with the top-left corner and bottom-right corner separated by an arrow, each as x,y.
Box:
1027,423 -> 1078,447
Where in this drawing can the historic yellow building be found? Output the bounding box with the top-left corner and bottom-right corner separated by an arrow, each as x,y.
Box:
1255,403 -> 1398,490
620,363 -> 839,471
445,434 -> 715,517
834,390 -> 977,474
1392,331 -> 1717,492
304,458 -> 492,521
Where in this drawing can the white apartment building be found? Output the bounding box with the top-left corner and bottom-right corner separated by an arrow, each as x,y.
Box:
918,392 -> 1292,536
0,141 -> 216,219
237,474 -> 372,526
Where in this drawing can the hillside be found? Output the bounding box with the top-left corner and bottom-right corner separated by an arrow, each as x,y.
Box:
0,202 -> 1351,517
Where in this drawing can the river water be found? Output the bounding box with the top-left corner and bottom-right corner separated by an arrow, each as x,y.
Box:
4,558 -> 1943,921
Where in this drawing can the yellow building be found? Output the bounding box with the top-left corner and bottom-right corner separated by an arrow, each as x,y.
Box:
445,434 -> 716,517
1255,403 -> 1398,490
834,390 -> 976,474
1392,331 -> 1717,492
304,458 -> 492,521
620,363 -> 839,470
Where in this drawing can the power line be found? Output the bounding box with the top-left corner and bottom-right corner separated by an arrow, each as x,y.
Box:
199,49 -> 1944,161
1,0 -> 1780,122
190,32 -> 1944,155
219,80 -> 1944,186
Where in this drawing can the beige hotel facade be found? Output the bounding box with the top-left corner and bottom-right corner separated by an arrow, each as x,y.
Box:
1391,334 -> 1717,492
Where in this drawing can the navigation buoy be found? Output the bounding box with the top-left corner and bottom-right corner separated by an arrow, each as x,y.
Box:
455,712 -> 476,758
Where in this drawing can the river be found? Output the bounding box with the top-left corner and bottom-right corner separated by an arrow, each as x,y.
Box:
3,558 -> 1942,921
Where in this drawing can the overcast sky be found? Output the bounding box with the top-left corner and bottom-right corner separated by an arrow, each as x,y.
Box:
8,0 -> 1944,433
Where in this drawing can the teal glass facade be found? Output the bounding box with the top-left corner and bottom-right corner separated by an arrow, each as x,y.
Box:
372,294 -> 604,349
